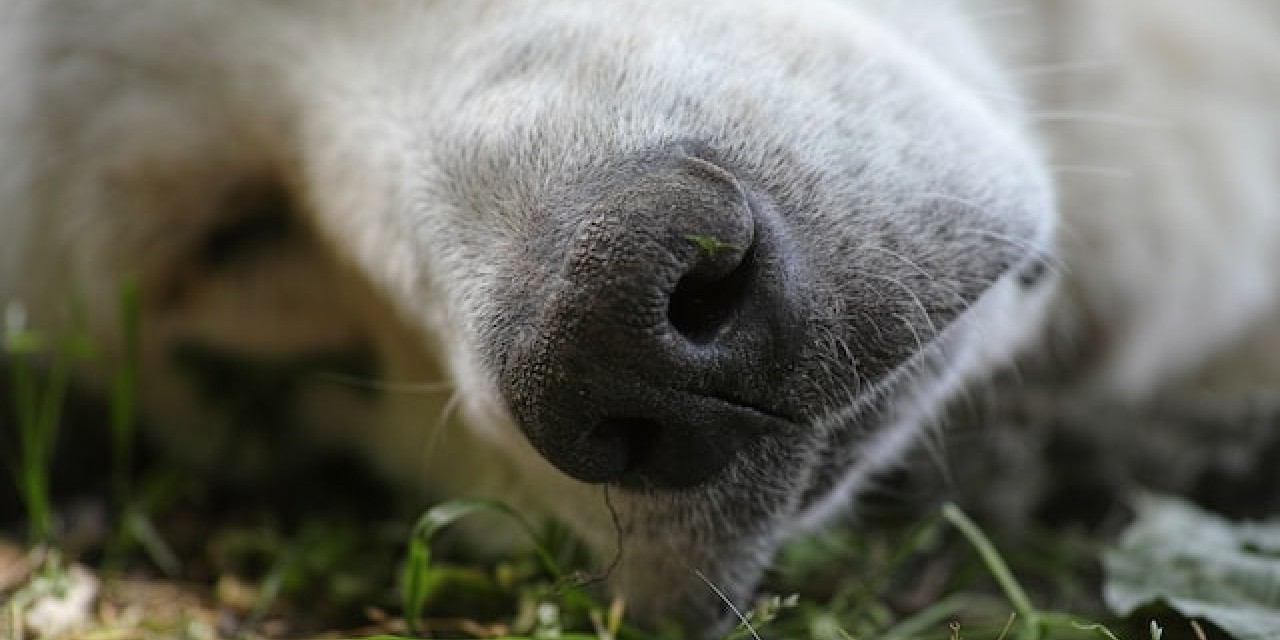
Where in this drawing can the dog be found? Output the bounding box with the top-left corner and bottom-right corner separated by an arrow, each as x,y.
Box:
3,0 -> 1278,633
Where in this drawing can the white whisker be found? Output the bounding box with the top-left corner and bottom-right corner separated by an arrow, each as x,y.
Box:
419,389 -> 464,466
312,372 -> 454,394
1051,164 -> 1135,179
1031,110 -> 1169,128
1009,60 -> 1114,79
694,569 -> 763,640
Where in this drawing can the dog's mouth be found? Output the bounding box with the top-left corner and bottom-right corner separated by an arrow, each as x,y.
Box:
581,393 -> 797,493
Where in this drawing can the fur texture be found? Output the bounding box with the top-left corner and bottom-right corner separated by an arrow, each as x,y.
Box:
2,0 -> 1277,633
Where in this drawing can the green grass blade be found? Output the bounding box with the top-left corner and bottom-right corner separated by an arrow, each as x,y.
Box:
875,593 -> 1009,640
1065,618 -> 1124,640
401,499 -> 566,636
110,280 -> 141,505
940,503 -> 1042,640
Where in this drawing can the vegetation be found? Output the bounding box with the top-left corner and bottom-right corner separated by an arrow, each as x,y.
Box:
0,295 -> 1231,640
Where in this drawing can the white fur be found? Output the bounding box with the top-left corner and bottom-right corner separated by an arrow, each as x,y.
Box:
2,0 -> 1277,630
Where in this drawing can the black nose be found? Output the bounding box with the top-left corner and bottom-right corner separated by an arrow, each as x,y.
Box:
500,149 -> 803,490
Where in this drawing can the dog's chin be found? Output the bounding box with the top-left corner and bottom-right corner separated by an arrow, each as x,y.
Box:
593,479 -> 798,637
779,272 -> 1058,528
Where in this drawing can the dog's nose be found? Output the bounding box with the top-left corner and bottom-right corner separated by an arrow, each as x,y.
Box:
500,150 -> 802,490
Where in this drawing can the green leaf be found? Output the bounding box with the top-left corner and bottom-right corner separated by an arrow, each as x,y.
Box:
685,234 -> 736,257
1104,494 -> 1280,640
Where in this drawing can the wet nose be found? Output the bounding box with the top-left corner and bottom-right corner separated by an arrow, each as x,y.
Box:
500,150 -> 802,490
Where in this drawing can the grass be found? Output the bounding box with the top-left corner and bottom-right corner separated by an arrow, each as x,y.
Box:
357,498 -> 1138,640
5,300 -> 91,545
684,235 -> 737,258
1,295 -> 1163,640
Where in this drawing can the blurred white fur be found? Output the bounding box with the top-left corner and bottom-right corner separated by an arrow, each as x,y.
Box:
1,0 -> 1277,629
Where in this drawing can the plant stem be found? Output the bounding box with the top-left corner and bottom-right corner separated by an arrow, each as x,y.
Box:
941,503 -> 1042,640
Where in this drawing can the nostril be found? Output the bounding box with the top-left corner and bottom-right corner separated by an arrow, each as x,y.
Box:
668,241 -> 757,343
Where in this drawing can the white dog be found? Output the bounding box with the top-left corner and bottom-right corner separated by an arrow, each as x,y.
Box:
2,0 -> 1277,632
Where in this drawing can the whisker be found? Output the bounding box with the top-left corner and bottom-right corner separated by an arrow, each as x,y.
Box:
943,228 -> 1066,275
694,569 -> 763,640
311,371 -> 454,394
861,270 -> 943,350
897,311 -> 928,356
1030,110 -> 1169,128
1009,60 -> 1114,79
1051,164 -> 1135,179
910,191 -> 990,211
415,389 -> 465,471
577,485 -> 627,588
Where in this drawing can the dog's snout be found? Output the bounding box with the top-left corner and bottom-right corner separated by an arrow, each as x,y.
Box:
500,151 -> 802,490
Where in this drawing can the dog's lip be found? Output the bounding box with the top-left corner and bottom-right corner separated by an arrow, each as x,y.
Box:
702,392 -> 796,425
605,391 -> 798,493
